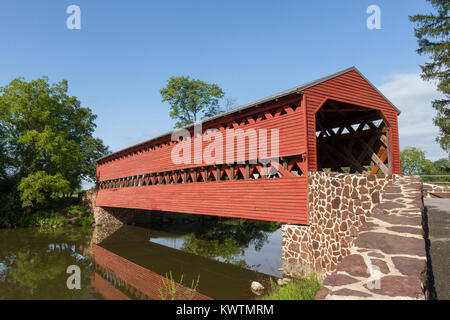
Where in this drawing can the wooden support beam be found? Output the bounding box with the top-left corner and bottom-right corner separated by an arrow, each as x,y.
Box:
386,128 -> 392,175
262,163 -> 268,178
274,162 -> 296,177
356,135 -> 378,163
319,107 -> 371,113
370,146 -> 388,174
358,138 -> 389,175
340,142 -> 364,173
282,158 -> 288,171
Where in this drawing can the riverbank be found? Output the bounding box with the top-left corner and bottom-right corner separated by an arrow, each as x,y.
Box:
0,196 -> 94,229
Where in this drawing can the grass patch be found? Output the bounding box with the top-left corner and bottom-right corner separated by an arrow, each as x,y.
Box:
258,274 -> 321,300
158,271 -> 201,300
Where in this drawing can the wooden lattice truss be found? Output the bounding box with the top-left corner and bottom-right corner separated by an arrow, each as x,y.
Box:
98,153 -> 307,190
316,101 -> 391,175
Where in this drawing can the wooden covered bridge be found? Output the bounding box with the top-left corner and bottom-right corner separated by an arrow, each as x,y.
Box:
95,67 -> 401,225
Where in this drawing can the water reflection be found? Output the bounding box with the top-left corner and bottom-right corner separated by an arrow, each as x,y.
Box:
0,218 -> 282,300
0,228 -> 99,300
149,220 -> 282,276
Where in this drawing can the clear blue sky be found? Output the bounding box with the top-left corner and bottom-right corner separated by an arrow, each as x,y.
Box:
0,0 -> 446,163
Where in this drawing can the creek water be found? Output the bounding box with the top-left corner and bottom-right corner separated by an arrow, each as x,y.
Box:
0,217 -> 282,300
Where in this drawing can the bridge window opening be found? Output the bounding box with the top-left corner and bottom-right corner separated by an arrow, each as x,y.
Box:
220,168 -> 230,181
288,162 -> 303,177
251,172 -> 261,179
207,170 -> 216,182
315,100 -> 391,175
234,167 -> 245,180
268,166 -> 282,179
247,166 -> 259,179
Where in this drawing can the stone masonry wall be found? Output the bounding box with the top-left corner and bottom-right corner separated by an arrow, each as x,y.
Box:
282,172 -> 390,277
316,175 -> 427,299
80,190 -> 151,226
422,182 -> 450,198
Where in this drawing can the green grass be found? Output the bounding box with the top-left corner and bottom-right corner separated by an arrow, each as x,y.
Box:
258,274 -> 321,300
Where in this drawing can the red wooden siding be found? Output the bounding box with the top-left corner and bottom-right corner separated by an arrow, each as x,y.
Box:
302,69 -> 401,174
96,177 -> 309,225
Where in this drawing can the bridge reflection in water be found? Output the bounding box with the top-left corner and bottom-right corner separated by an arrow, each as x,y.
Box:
91,224 -> 279,300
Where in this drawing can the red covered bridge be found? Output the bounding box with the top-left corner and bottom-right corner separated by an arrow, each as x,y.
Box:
95,67 -> 401,225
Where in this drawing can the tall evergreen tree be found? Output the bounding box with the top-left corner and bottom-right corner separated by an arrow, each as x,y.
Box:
410,0 -> 450,154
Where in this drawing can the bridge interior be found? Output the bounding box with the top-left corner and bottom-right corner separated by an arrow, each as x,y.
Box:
315,99 -> 391,175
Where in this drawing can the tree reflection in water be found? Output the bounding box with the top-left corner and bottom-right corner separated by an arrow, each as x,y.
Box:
0,227 -> 98,299
176,219 -> 280,269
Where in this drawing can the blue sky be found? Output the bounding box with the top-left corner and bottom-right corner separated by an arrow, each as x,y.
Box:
0,0 -> 447,165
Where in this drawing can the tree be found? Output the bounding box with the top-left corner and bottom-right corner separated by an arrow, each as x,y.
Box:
160,76 -> 224,128
0,77 -> 110,209
400,147 -> 432,175
401,147 -> 449,184
222,95 -> 238,112
410,1 -> 450,154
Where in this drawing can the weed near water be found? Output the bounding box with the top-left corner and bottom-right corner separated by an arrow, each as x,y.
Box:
158,271 -> 201,300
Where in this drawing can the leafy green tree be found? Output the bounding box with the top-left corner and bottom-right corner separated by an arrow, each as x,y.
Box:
431,157 -> 450,174
0,77 -> 109,209
410,1 -> 450,154
401,147 -> 433,175
401,147 -> 449,183
17,171 -> 71,208
160,76 -> 224,128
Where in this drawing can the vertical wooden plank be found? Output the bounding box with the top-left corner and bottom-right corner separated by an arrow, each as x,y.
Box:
387,127 -> 393,175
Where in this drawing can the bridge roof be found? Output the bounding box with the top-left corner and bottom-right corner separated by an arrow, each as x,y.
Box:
96,66 -> 400,162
